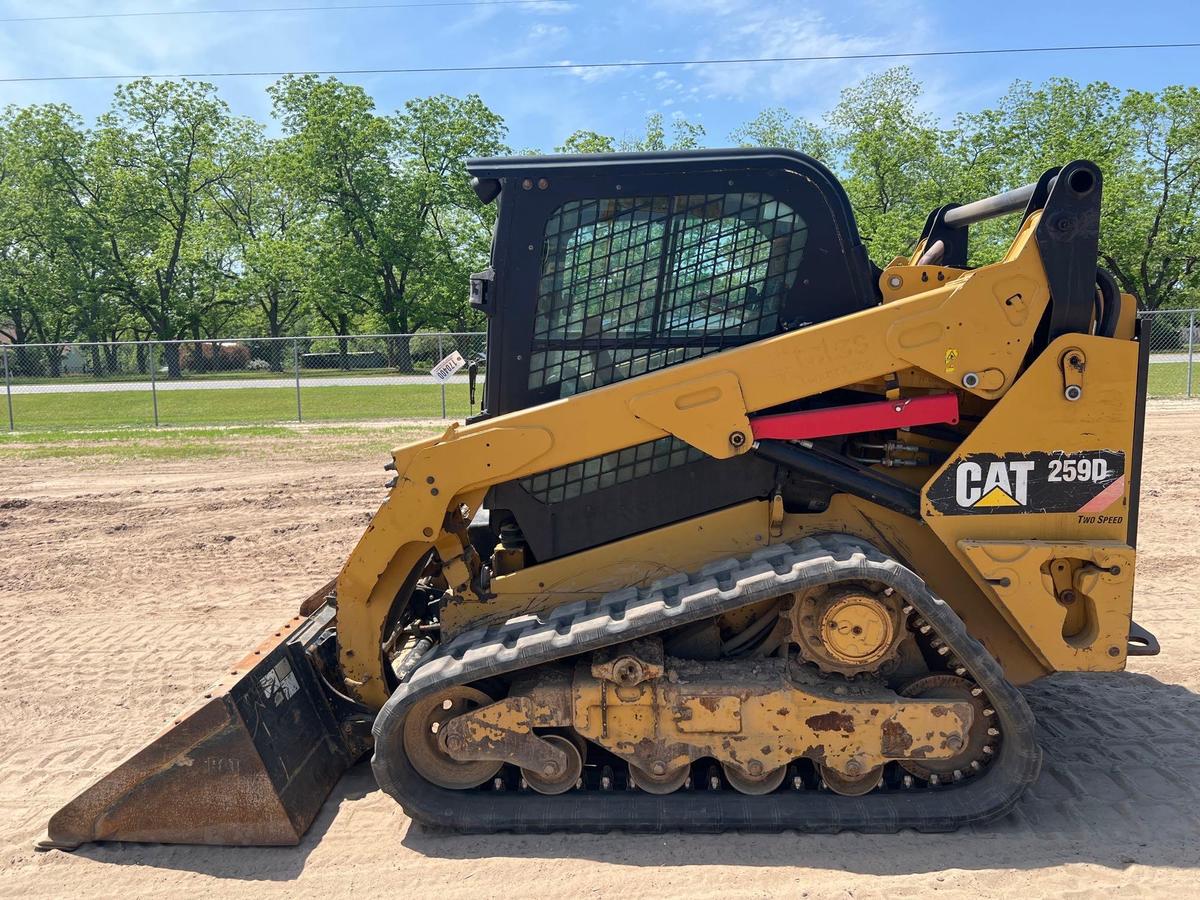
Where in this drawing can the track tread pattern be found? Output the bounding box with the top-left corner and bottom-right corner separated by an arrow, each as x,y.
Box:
372,534 -> 1041,833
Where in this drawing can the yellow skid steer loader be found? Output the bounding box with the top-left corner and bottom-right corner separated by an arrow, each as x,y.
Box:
41,149 -> 1156,847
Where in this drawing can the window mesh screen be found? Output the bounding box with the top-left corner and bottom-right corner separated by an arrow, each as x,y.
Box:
519,436 -> 704,505
528,192 -> 808,398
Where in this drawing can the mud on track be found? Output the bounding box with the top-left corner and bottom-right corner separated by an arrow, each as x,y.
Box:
2,406 -> 1199,898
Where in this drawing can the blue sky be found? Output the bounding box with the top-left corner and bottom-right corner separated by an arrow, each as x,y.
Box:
0,0 -> 1195,150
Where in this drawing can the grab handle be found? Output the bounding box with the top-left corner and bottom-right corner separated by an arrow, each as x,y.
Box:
943,176 -> 1058,229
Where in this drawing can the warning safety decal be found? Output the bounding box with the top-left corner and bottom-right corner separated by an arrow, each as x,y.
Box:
926,450 -> 1126,516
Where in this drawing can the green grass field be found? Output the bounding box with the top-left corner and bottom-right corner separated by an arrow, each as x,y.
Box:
3,382 -> 473,431
0,363 -> 1192,434
5,365 -> 457,386
1147,361 -> 1198,398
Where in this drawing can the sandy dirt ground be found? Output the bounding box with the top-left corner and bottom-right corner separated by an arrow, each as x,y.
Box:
2,406 -> 1199,899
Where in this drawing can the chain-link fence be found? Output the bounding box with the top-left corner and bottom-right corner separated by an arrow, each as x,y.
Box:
1139,309 -> 1199,399
0,333 -> 486,431
3,315 -> 1197,431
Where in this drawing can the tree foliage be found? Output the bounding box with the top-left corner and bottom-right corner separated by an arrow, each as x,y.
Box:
0,68 -> 1195,380
559,112 -> 707,154
733,68 -> 1200,308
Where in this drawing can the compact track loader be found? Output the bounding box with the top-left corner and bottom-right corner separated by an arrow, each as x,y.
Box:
42,149 -> 1158,848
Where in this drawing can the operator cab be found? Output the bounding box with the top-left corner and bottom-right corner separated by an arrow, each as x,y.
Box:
463,149 -> 880,563
466,148 -> 879,418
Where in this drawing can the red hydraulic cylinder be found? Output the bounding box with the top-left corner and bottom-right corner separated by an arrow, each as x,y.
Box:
749,394 -> 960,442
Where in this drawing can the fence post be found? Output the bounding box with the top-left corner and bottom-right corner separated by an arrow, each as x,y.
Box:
437,333 -> 448,419
2,344 -> 13,432
149,342 -> 160,427
293,338 -> 303,423
1188,311 -> 1195,399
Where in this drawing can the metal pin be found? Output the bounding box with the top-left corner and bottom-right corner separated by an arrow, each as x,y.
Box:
970,760 -> 982,771
970,687 -> 984,697
919,624 -> 932,634
987,727 -> 1000,737
793,775 -> 804,790
902,774 -> 914,789
953,770 -> 964,781
494,777 -> 505,791
901,605 -> 914,616
983,708 -> 995,717
982,745 -> 994,755
954,666 -> 967,677
710,775 -> 721,791
937,645 -> 950,656
930,774 -> 940,785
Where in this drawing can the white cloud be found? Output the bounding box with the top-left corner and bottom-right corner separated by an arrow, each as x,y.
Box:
528,23 -> 569,42
556,60 -> 637,84
0,0 -> 327,125
643,0 -> 936,117
445,0 -> 575,34
0,0 -> 955,154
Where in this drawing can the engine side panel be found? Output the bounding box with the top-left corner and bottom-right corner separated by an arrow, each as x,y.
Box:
923,333 -> 1141,672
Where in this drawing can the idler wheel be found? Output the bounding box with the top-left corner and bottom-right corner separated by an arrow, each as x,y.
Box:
898,674 -> 994,783
403,686 -> 503,789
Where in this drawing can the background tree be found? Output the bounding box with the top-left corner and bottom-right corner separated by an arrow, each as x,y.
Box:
555,129 -> 615,154
270,78 -> 505,368
735,70 -> 954,262
0,105 -> 100,375
392,93 -> 506,341
731,107 -> 832,158
733,68 -> 1200,310
824,69 -> 952,262
1104,86 -> 1200,310
210,124 -> 310,368
89,79 -> 247,375
2,68 -> 1199,380
558,112 -> 706,156
302,222 -> 373,368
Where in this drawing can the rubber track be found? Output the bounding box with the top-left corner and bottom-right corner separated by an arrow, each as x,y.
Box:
371,534 -> 1042,833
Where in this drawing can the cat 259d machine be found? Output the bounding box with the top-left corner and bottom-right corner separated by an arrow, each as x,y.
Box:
42,148 -> 1155,846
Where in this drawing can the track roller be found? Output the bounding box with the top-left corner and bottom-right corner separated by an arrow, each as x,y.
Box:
522,735 -> 583,795
724,763 -> 787,795
819,764 -> 884,796
629,763 -> 690,794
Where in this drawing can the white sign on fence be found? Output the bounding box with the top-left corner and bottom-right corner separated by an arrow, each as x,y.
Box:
430,350 -> 467,383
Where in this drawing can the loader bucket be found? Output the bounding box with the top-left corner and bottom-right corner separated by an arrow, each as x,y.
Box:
38,603 -> 365,850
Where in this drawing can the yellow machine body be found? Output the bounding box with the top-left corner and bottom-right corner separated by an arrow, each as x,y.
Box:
338,210 -> 1140,705
43,150 -> 1152,847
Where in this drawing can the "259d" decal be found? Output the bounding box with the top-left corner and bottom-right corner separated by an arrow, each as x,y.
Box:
926,450 -> 1126,516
